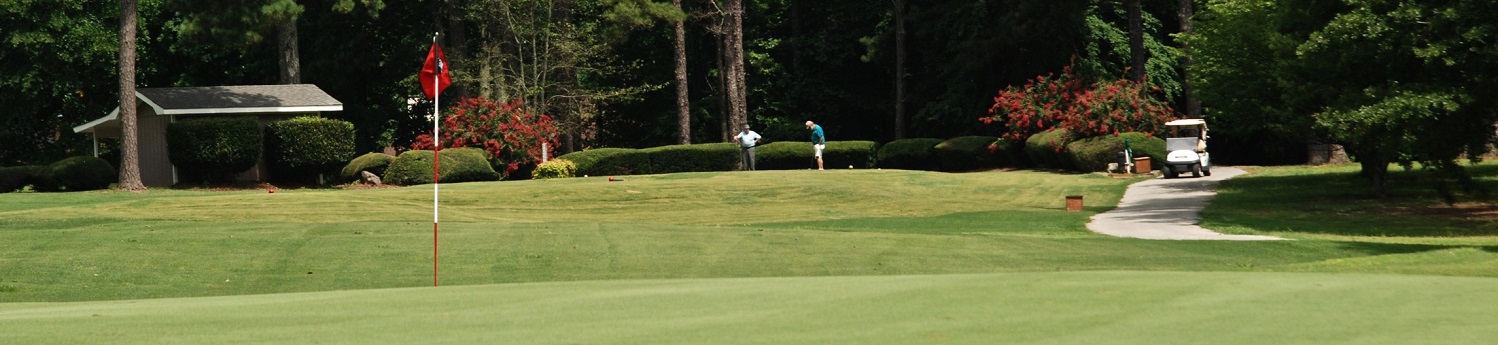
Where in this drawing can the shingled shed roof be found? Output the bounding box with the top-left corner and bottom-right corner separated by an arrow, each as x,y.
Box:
74,84 -> 343,134
136,84 -> 342,113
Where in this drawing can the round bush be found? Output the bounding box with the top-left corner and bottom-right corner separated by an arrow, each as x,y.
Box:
824,141 -> 880,169
1024,129 -> 1078,170
1063,133 -> 1168,172
557,148 -> 637,176
557,148 -> 650,177
382,149 -> 500,185
934,136 -> 1000,172
533,158 -> 577,179
46,156 -> 116,191
340,152 -> 396,182
644,143 -> 740,173
265,116 -> 356,183
1117,132 -> 1167,171
0,166 -> 48,193
877,138 -> 943,171
166,116 -> 262,183
754,142 -> 815,170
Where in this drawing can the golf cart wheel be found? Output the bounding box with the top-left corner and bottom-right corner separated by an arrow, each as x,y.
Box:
1203,165 -> 1212,176
1191,163 -> 1202,177
1162,166 -> 1176,179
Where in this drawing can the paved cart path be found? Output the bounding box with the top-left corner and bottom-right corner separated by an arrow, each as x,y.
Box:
1087,166 -> 1286,240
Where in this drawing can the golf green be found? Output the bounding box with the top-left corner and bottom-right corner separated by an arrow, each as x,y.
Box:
3,271 -> 1494,344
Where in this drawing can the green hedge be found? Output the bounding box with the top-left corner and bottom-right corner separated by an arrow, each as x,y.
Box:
1024,129 -> 1078,170
757,141 -> 878,170
0,166 -> 47,193
265,116 -> 356,183
533,158 -> 577,179
340,152 -> 396,182
45,156 -> 116,191
824,141 -> 879,169
1118,132 -> 1167,171
754,142 -> 814,170
643,143 -> 740,173
878,138 -> 943,171
556,141 -> 878,175
557,148 -> 633,177
934,136 -> 1001,172
166,116 -> 262,183
562,148 -> 651,177
1064,133 -> 1168,173
382,148 -> 500,185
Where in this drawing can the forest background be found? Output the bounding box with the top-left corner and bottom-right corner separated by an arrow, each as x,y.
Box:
4,0 -> 1496,188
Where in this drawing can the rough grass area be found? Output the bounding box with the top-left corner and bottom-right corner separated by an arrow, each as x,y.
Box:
1203,163 -> 1498,244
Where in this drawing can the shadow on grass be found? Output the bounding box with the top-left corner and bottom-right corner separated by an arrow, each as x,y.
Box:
750,210 -> 1089,235
1207,164 -> 1498,238
1328,241 -> 1453,257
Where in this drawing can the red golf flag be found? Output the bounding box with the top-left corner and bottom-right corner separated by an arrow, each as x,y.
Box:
420,42 -> 452,99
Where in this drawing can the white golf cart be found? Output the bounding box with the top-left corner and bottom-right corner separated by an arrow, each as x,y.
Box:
1161,119 -> 1210,179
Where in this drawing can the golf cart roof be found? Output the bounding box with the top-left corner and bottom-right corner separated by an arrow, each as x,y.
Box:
1165,119 -> 1206,127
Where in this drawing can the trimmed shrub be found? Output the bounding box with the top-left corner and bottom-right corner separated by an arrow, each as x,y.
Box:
643,143 -> 740,173
877,138 -> 943,170
340,152 -> 397,182
0,166 -> 48,193
1118,132 -> 1167,171
1063,133 -> 1168,172
755,142 -> 815,170
441,147 -> 501,183
46,156 -> 116,191
756,141 -> 879,170
556,148 -> 636,176
166,116 -> 261,183
1024,129 -> 1078,170
935,136 -> 1000,172
265,116 -> 356,183
558,148 -> 651,177
825,141 -> 880,169
990,138 -> 1030,168
382,149 -> 500,185
533,158 -> 577,179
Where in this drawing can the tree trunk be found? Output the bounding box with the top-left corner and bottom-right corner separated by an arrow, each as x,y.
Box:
1177,0 -> 1202,118
673,0 -> 691,145
117,0 -> 145,191
277,18 -> 301,84
715,8 -> 730,141
725,0 -> 748,132
790,0 -> 803,79
893,0 -> 907,140
1127,0 -> 1146,83
1360,158 -> 1389,197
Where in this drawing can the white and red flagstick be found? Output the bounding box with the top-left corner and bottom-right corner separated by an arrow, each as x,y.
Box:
432,58 -> 440,288
420,32 -> 452,287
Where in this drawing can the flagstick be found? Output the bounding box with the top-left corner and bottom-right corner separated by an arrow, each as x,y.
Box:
432,33 -> 441,287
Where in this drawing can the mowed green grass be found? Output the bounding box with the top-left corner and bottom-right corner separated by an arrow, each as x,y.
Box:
4,272 -> 1496,345
3,167 -> 1498,343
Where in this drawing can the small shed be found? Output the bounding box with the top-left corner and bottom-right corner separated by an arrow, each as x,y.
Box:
73,84 -> 343,187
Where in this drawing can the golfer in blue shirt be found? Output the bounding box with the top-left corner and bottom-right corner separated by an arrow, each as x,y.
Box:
805,120 -> 825,170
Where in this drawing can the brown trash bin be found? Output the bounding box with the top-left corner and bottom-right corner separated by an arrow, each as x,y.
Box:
1065,195 -> 1083,212
1133,157 -> 1151,174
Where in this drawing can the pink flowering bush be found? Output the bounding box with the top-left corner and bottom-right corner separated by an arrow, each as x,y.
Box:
412,98 -> 559,179
982,62 -> 1175,143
